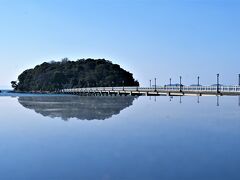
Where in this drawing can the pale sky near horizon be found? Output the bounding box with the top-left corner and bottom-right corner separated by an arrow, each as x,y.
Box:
0,0 -> 240,89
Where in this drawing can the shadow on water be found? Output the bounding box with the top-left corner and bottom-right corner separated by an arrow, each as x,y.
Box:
18,95 -> 137,121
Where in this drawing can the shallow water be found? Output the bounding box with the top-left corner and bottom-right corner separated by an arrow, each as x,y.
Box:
0,92 -> 240,180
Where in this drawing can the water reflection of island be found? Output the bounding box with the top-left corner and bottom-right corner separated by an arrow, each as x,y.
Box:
18,96 -> 136,121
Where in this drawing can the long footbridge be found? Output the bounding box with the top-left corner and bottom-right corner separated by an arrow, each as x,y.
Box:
60,85 -> 240,96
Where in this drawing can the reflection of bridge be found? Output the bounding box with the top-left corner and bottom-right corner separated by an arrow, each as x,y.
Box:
61,86 -> 240,96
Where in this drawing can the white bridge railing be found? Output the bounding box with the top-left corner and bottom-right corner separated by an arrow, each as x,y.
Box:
61,85 -> 240,93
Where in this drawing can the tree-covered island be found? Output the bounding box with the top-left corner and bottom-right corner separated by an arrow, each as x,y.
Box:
11,58 -> 139,92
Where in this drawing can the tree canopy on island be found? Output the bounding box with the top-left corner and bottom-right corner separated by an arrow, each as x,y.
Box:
12,58 -> 139,92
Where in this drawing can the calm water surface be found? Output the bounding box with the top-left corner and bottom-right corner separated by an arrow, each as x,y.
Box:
0,91 -> 240,180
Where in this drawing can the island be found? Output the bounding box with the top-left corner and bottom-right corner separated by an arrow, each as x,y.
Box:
11,58 -> 139,92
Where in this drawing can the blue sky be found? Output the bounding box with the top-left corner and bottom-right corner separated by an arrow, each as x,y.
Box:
0,0 -> 240,88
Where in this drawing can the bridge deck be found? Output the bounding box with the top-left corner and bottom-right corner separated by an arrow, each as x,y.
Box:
60,86 -> 240,96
